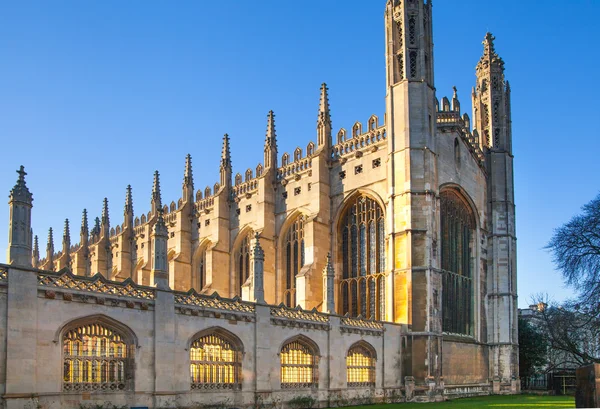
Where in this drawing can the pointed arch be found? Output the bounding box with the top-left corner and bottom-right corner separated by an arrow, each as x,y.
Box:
57,314 -> 137,392
439,185 -> 477,336
188,326 -> 243,389
280,334 -> 320,389
192,238 -> 213,292
232,226 -> 255,297
334,189 -> 387,320
346,341 -> 376,387
278,211 -> 310,307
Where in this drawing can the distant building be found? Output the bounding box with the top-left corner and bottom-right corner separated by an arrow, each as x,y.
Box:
2,1 -> 518,408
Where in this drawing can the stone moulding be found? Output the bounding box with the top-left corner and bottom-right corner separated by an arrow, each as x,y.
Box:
37,268 -> 156,300
269,304 -> 331,330
340,316 -> 385,336
174,290 -> 256,314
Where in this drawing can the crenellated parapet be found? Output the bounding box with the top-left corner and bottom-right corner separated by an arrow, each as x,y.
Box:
436,87 -> 486,167
331,115 -> 387,159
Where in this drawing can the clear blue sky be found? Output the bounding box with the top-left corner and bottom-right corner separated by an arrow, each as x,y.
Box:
1,1 -> 598,308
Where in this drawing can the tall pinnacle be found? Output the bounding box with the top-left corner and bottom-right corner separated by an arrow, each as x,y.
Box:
477,32 -> 504,72
221,134 -> 232,169
63,219 -> 71,248
47,227 -> 55,257
318,83 -> 331,125
265,111 -> 277,146
81,209 -> 89,236
317,83 -> 332,148
152,171 -> 162,207
184,154 -> 193,188
101,198 -> 109,226
32,235 -> 40,267
125,185 -> 134,215
9,165 -> 33,203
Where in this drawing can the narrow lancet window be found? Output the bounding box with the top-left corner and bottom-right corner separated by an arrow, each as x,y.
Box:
284,216 -> 305,307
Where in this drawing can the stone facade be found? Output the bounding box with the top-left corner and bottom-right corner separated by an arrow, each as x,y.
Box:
3,1 -> 519,407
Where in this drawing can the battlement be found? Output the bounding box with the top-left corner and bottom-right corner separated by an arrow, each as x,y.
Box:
436,90 -> 485,166
331,115 -> 387,159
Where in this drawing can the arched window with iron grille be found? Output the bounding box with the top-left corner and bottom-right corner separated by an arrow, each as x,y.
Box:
339,194 -> 386,320
346,342 -> 376,387
62,319 -> 134,391
280,337 -> 318,389
235,232 -> 252,296
190,329 -> 242,390
440,189 -> 475,335
283,215 -> 305,307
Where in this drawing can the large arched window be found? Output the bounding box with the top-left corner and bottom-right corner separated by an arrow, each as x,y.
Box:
235,232 -> 252,296
346,342 -> 376,387
280,337 -> 318,389
440,189 -> 475,335
190,329 -> 242,389
339,194 -> 386,320
283,216 -> 305,307
62,319 -> 134,391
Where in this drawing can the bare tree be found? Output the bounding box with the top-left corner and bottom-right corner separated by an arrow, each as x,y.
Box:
542,193 -> 600,364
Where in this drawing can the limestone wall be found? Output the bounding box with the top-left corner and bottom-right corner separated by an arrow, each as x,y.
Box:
0,265 -> 409,409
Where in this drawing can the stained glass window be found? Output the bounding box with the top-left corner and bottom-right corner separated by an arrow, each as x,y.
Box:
190,331 -> 241,389
440,190 -> 475,336
346,344 -> 376,387
63,321 -> 131,391
340,195 -> 386,320
280,339 -> 318,389
198,247 -> 206,290
235,233 -> 252,296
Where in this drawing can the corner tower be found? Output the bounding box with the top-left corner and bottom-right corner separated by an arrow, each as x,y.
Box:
7,166 -> 33,267
474,33 -> 519,391
385,0 -> 442,390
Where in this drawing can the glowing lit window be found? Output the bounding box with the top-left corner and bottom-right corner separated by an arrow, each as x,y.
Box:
190,332 -> 241,389
62,321 -> 132,391
280,339 -> 318,388
346,344 -> 376,387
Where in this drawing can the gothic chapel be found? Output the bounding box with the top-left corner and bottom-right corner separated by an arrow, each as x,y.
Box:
2,1 -> 518,408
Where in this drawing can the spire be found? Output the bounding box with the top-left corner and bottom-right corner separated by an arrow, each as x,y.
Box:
182,154 -> 194,202
46,227 -> 55,265
264,111 -> 278,169
477,32 -> 505,73
63,219 -> 71,250
265,111 -> 277,146
9,165 -> 33,204
80,209 -> 89,241
184,154 -> 193,187
251,232 -> 265,304
220,134 -> 232,189
102,198 -> 109,226
125,185 -> 133,215
317,83 -> 332,148
32,235 -> 40,268
221,134 -> 232,169
151,171 -> 162,214
62,219 -> 71,264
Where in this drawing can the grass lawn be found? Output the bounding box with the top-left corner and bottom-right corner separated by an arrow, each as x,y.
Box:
340,395 -> 575,409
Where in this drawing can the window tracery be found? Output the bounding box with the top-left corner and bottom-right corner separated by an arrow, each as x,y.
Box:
280,339 -> 318,389
346,344 -> 375,387
198,247 -> 206,290
190,331 -> 242,389
283,216 -> 305,307
235,232 -> 252,296
340,195 -> 386,320
440,190 -> 475,335
62,321 -> 132,391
